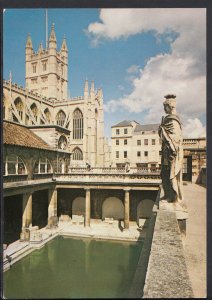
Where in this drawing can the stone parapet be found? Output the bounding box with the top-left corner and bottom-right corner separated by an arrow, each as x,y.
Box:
143,209 -> 193,298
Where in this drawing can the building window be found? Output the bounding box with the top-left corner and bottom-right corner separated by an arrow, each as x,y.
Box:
31,78 -> 37,84
32,63 -> 37,73
116,151 -> 119,158
14,98 -> 24,120
34,158 -> 52,174
4,155 -> 27,176
137,140 -> 141,146
56,110 -> 66,127
42,60 -> 47,72
124,128 -> 128,134
116,129 -> 120,135
73,109 -> 83,139
124,151 -> 127,158
124,139 -> 127,145
116,140 -> 119,145
144,151 -> 148,157
137,151 -> 141,157
152,139 -> 156,145
58,135 -> 68,150
41,76 -> 48,83
152,130 -> 156,134
159,150 -> 162,156
142,131 -> 145,134
144,139 -> 148,145
72,148 -> 83,160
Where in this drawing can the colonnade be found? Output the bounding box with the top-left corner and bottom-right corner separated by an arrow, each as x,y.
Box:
20,186 -> 132,241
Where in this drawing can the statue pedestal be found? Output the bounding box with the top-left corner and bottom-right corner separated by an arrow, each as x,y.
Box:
159,199 -> 188,240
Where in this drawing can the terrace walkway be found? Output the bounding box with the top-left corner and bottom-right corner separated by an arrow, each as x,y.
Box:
183,182 -> 206,298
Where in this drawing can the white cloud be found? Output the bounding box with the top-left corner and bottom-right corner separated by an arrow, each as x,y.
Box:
87,9 -> 206,138
183,118 -> 206,138
127,64 -> 140,74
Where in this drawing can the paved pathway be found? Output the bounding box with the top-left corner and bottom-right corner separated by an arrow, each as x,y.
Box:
183,182 -> 206,298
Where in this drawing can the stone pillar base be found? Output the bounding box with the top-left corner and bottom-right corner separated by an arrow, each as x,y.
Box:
20,228 -> 30,241
47,216 -> 58,229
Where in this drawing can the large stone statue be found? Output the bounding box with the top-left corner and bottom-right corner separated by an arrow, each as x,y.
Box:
158,94 -> 187,211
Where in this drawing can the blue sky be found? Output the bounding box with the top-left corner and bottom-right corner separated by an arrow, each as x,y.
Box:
3,9 -> 206,138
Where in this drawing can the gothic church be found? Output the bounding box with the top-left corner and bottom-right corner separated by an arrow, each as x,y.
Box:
3,23 -> 110,167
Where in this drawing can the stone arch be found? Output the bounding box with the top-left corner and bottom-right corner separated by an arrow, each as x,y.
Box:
14,97 -> 24,121
102,197 -> 124,220
44,107 -> 51,123
73,108 -> 83,139
137,199 -> 154,220
30,103 -> 38,121
56,109 -> 66,127
58,135 -> 68,150
72,197 -> 85,216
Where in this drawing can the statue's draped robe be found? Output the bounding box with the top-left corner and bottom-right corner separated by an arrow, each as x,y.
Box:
159,114 -> 183,202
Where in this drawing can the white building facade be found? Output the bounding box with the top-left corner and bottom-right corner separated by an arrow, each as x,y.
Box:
111,120 -> 161,171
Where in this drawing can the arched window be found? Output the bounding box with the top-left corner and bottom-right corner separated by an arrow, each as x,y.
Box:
73,109 -> 83,139
4,155 -> 27,175
33,158 -> 53,174
14,98 -> 24,120
30,103 -> 38,122
44,108 -> 51,123
72,148 -> 83,160
58,135 -> 68,150
56,110 -> 66,127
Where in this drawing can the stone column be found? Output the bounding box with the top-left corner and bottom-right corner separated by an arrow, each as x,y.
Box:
48,188 -> 58,228
20,192 -> 32,241
85,188 -> 91,227
124,189 -> 130,230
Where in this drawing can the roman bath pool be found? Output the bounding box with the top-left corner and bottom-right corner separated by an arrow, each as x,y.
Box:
3,236 -> 143,299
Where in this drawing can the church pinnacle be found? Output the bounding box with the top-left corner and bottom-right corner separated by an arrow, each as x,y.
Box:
26,33 -> 33,49
49,23 -> 57,43
61,35 -> 68,53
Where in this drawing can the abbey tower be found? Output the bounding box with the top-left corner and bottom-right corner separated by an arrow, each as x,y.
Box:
25,24 -> 68,101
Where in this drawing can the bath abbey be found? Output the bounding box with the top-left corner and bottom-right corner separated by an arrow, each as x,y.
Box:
3,21 -> 206,299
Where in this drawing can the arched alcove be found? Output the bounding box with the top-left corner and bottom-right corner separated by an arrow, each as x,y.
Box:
102,197 -> 124,220
137,199 -> 154,220
72,197 -> 85,216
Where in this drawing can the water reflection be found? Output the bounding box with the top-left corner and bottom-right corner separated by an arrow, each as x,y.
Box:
4,236 -> 143,298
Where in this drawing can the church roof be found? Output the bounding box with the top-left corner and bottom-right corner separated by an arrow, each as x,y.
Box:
111,120 -> 133,128
134,123 -> 160,132
3,121 -> 51,151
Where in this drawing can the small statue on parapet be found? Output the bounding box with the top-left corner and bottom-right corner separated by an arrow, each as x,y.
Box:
158,94 -> 187,213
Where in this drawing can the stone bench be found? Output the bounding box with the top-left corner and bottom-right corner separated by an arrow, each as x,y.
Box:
72,215 -> 84,225
104,217 -> 114,224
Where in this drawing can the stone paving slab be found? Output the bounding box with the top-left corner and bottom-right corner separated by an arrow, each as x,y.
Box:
183,183 -> 206,298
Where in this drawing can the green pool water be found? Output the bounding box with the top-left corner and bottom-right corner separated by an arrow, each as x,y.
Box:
3,236 -> 143,299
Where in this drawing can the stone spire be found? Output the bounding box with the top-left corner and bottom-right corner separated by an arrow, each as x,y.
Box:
38,42 -> 43,53
90,80 -> 95,98
84,79 -> 89,99
98,88 -> 103,100
61,35 -> 68,53
49,23 -> 57,47
26,33 -> 33,49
